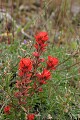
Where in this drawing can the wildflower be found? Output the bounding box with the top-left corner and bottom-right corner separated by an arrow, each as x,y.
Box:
19,58 -> 32,77
23,39 -> 27,44
27,113 -> 35,120
4,105 -> 10,114
37,69 -> 51,85
47,56 -> 59,70
35,31 -> 48,44
34,32 -> 49,51
37,69 -> 51,80
14,31 -> 59,115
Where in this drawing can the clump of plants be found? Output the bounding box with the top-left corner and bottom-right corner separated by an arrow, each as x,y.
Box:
2,32 -> 59,120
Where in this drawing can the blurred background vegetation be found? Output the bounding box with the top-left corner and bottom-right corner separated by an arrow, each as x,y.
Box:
0,0 -> 80,44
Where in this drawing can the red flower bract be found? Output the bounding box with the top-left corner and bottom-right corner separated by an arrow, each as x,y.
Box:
39,80 -> 46,85
47,56 -> 59,70
41,69 -> 51,80
19,58 -> 32,76
34,32 -> 49,52
14,91 -> 22,98
27,113 -> 35,120
35,31 -> 48,44
37,69 -> 51,85
33,52 -> 39,57
4,106 -> 10,114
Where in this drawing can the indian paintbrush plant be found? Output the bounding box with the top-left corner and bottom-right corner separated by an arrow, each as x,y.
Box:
3,32 -> 59,120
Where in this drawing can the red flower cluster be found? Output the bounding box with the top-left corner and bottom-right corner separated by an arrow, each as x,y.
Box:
47,56 -> 59,70
4,106 -> 10,114
19,58 -> 32,77
34,31 -> 48,51
35,32 -> 48,44
37,69 -> 51,85
27,113 -> 35,120
15,58 -> 33,104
